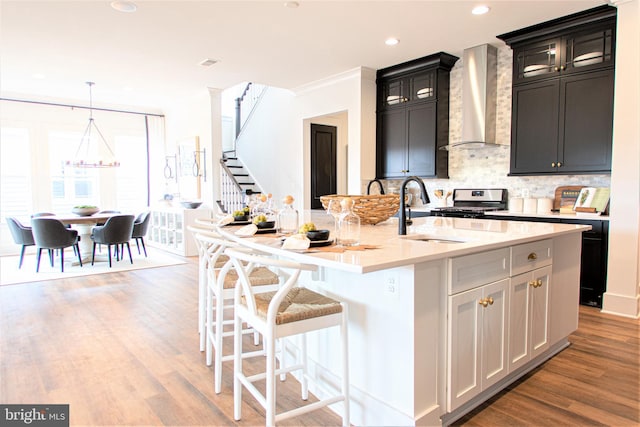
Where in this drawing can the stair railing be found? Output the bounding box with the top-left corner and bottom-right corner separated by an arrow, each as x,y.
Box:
235,82 -> 267,138
218,159 -> 249,214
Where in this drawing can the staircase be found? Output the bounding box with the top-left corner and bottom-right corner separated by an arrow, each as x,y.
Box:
216,82 -> 267,214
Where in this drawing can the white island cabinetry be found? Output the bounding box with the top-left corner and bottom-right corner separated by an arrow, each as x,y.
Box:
509,240 -> 553,371
216,215 -> 588,426
447,248 -> 511,412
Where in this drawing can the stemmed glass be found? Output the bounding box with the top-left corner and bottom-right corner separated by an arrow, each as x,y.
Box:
326,199 -> 342,240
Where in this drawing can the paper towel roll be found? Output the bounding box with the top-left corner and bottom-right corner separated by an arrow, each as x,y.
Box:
510,197 -> 523,213
523,198 -> 538,214
537,198 -> 553,213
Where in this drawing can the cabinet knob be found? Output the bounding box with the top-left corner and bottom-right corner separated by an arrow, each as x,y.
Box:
487,297 -> 494,305
560,65 -> 566,71
478,298 -> 489,308
551,162 -> 556,168
528,280 -> 537,287
536,279 -> 543,288
557,162 -> 562,167
554,66 -> 559,72
527,252 -> 538,261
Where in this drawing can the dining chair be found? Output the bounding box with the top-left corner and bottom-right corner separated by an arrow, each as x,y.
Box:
30,212 -> 56,218
31,217 -> 82,272
90,215 -> 135,267
6,217 -> 35,269
131,211 -> 151,257
95,210 -> 121,226
225,247 -> 350,426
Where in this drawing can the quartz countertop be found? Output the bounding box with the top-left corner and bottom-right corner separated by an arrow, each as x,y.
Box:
216,212 -> 590,274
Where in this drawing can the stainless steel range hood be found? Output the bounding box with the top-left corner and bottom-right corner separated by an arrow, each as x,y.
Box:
442,44 -> 498,150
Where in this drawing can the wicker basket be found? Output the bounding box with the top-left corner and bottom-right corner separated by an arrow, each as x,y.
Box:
320,194 -> 401,225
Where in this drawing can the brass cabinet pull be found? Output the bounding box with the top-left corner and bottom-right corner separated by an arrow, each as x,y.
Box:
478,297 -> 495,307
529,279 -> 544,288
527,252 -> 538,261
554,66 -> 559,72
551,162 -> 556,167
560,65 -> 566,71
557,161 -> 562,167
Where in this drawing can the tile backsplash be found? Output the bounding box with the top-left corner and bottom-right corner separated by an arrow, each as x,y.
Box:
368,45 -> 611,207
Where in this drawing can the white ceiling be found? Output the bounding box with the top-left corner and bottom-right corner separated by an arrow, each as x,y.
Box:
0,0 -> 607,110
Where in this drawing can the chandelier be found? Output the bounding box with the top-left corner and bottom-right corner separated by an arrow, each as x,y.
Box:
66,82 -> 120,168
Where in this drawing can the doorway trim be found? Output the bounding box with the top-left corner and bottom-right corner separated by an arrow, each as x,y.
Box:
303,112 -> 348,209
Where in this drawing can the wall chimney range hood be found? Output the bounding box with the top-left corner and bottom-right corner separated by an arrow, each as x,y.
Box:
442,44 -> 498,150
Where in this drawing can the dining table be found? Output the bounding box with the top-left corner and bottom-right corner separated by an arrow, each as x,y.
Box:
46,212 -> 128,264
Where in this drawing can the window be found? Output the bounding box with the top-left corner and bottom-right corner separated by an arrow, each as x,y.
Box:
0,100 -> 163,255
0,127 -> 32,218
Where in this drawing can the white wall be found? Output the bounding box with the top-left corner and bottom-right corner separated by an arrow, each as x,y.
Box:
295,67 -> 377,202
235,87 -> 298,207
603,0 -> 640,318
234,67 -> 377,211
161,89 -> 220,210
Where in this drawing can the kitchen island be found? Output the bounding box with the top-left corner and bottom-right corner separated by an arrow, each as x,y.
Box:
217,213 -> 589,426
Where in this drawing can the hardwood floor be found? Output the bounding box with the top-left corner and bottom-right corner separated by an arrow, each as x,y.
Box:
1,257 -> 638,426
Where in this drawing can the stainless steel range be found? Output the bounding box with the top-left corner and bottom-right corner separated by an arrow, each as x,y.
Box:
430,188 -> 508,218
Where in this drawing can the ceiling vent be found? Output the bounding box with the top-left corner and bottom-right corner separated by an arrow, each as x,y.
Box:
199,58 -> 218,67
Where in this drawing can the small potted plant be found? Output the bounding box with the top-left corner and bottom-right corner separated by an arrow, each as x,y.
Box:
233,207 -> 250,222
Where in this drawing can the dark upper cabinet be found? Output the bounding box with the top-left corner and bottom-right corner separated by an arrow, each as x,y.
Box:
512,22 -> 615,84
376,52 -> 458,179
379,69 -> 436,108
498,5 -> 616,176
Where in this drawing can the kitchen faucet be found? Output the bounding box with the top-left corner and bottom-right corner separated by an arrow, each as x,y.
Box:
398,176 -> 430,235
366,179 -> 385,195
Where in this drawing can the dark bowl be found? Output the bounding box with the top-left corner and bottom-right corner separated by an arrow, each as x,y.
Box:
181,201 -> 203,209
234,215 -> 249,222
306,229 -> 330,241
255,220 -> 275,229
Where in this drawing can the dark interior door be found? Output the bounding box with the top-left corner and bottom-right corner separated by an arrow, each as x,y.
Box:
310,124 -> 337,209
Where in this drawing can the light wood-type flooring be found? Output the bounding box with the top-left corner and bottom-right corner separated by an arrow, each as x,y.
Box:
1,256 -> 638,426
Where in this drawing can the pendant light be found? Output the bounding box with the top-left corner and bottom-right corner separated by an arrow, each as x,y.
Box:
66,82 -> 120,168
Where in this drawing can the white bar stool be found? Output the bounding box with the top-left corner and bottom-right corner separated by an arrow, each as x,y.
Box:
225,247 -> 350,427
195,233 -> 280,394
187,225 -> 229,352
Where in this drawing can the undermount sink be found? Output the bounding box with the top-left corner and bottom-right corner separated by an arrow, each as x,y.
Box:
402,234 -> 468,244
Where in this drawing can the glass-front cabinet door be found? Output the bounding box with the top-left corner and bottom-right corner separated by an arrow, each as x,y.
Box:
513,21 -> 614,83
563,24 -> 615,73
409,70 -> 435,102
513,38 -> 559,82
380,77 -> 407,108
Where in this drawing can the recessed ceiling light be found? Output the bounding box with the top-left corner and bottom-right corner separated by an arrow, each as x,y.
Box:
111,1 -> 137,13
284,1 -> 299,8
199,58 -> 219,67
472,5 -> 490,15
385,38 -> 400,46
